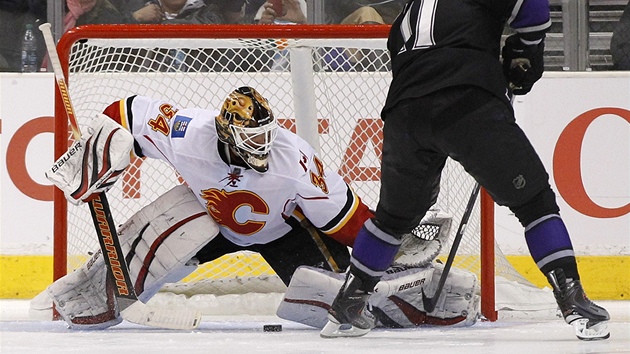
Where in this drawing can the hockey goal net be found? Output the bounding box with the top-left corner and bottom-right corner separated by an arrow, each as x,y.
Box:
52,24 -> 554,321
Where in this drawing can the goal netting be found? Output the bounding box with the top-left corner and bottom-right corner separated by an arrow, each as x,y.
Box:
52,24 -> 556,320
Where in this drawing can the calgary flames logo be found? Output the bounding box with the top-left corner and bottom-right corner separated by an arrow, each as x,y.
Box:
200,188 -> 269,235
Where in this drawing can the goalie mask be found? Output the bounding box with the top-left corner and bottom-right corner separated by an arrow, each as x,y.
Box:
216,86 -> 278,173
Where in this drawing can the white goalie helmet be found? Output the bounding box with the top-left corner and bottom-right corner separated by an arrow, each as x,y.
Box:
216,86 -> 278,173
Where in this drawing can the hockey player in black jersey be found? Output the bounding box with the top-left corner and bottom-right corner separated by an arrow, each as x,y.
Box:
322,0 -> 610,340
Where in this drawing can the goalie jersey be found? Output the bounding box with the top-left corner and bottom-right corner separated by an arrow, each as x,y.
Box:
102,95 -> 370,247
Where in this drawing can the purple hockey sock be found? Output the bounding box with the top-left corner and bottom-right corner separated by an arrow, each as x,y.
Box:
350,219 -> 402,278
525,215 -> 578,279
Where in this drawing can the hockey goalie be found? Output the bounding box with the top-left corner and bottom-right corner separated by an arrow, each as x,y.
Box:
33,86 -> 479,330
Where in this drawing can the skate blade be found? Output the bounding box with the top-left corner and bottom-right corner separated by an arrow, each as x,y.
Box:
571,319 -> 610,341
320,320 -> 371,338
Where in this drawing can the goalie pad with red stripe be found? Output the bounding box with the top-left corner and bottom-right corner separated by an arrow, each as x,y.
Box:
277,264 -> 479,329
38,185 -> 218,329
45,113 -> 134,205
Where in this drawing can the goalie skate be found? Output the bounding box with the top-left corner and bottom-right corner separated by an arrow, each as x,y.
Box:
547,269 -> 610,340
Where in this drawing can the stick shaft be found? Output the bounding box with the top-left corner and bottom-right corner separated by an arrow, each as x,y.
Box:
88,194 -> 138,305
39,23 -> 82,141
423,183 -> 480,313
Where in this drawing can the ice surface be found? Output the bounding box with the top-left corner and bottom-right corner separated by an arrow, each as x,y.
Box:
1,299 -> 628,354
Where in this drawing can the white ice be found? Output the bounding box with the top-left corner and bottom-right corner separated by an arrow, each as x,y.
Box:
1,299 -> 628,354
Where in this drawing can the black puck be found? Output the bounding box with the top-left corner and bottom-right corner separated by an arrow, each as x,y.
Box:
263,324 -> 283,332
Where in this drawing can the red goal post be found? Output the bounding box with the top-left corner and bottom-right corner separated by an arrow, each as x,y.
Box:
51,24 -> 547,321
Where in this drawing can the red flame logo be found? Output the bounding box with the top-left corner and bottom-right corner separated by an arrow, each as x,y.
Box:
200,188 -> 269,235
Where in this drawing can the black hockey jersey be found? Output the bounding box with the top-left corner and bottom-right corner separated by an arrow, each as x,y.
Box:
382,0 -> 551,115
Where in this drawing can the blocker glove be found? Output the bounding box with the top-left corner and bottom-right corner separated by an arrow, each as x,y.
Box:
501,34 -> 545,95
46,114 -> 134,205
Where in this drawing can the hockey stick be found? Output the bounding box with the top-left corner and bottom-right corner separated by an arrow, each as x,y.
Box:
421,182 -> 480,313
40,23 -> 201,330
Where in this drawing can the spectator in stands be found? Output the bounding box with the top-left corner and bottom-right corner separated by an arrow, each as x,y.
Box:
255,0 -> 307,25
162,0 -> 248,24
64,0 -> 96,31
244,0 -> 265,22
159,0 -> 258,72
325,0 -> 404,25
73,0 -> 248,26
70,0 -> 163,27
164,0 -> 306,71
0,0 -> 47,72
611,1 -> 630,70
321,0 -> 400,71
159,0 -> 204,20
254,0 -> 308,71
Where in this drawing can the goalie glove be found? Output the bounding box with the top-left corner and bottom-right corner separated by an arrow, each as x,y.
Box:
393,210 -> 452,268
501,34 -> 545,95
46,114 -> 134,205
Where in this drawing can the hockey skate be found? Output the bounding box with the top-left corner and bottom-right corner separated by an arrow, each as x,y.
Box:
547,269 -> 610,340
320,272 -> 376,338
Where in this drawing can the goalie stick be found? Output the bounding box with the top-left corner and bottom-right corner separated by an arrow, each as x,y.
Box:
39,23 -> 201,330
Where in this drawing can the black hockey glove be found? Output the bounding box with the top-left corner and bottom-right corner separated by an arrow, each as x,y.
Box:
501,34 -> 545,95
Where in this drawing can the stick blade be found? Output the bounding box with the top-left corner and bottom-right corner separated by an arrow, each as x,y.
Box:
121,301 -> 202,330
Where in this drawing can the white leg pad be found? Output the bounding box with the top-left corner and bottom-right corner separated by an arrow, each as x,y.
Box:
374,263 -> 480,327
117,185 -> 217,302
47,249 -> 122,329
277,266 -> 345,329
40,185 -> 218,329
277,263 -> 479,329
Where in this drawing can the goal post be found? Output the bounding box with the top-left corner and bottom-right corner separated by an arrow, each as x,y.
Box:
52,24 -> 552,322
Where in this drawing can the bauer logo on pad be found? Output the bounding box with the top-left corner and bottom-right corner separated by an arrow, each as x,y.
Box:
172,116 -> 192,138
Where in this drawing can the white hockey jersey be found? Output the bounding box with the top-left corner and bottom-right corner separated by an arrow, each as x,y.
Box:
103,95 -> 371,247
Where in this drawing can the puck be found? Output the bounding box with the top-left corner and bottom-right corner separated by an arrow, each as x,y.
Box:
263,324 -> 283,332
